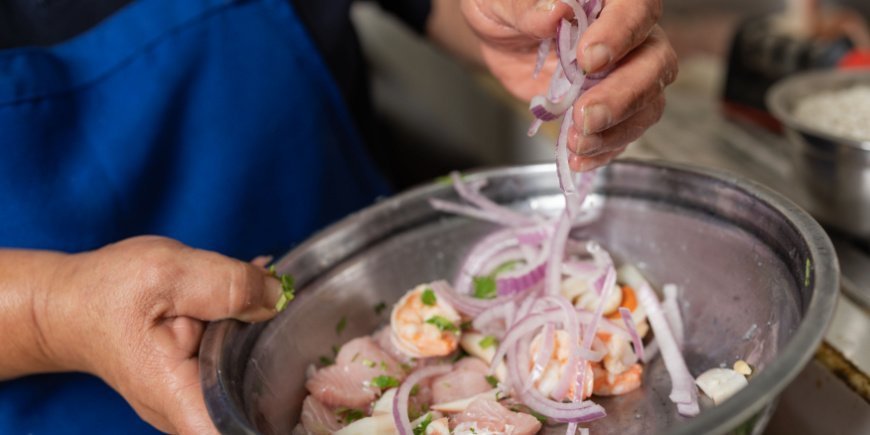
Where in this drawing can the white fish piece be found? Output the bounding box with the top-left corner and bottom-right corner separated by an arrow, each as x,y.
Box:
371,388 -> 396,415
425,417 -> 450,435
695,368 -> 749,405
459,332 -> 508,381
430,388 -> 499,413
334,414 -> 397,435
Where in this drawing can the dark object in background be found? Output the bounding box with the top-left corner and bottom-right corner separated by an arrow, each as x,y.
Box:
722,15 -> 853,130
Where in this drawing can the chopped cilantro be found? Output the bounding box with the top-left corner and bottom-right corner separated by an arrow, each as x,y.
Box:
425,315 -> 458,333
370,375 -> 399,389
336,316 -> 347,335
362,359 -> 376,368
380,361 -> 389,371
400,362 -> 414,373
479,335 -> 498,349
472,276 -> 497,299
274,273 -> 296,312
331,344 -> 340,356
412,413 -> 433,435
374,301 -> 387,315
421,288 -> 437,306
410,384 -> 420,396
491,260 -> 519,277
805,258 -> 811,287
470,428 -> 477,434
460,320 -> 473,331
318,356 -> 334,366
485,375 -> 499,388
529,410 -> 547,424
267,265 -> 277,276
335,408 -> 365,424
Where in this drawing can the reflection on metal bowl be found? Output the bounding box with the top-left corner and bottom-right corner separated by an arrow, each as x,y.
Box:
199,161 -> 838,435
767,69 -> 870,241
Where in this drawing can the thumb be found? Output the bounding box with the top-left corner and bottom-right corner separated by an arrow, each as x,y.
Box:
165,357 -> 220,435
168,249 -> 283,323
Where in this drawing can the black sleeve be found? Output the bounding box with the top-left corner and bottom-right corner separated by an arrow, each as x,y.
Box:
373,0 -> 432,34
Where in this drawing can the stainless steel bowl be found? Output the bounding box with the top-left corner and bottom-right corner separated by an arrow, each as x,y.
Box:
767,69 -> 870,240
200,160 -> 838,435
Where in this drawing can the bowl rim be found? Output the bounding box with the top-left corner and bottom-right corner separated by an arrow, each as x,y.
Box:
201,159 -> 840,435
766,68 -> 870,150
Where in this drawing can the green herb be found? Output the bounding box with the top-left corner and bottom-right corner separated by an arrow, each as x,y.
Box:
491,260 -> 519,277
318,356 -> 334,366
410,384 -> 420,396
335,408 -> 365,424
267,265 -> 277,276
470,428 -> 477,434
479,335 -> 498,349
373,301 -> 387,315
510,405 -> 547,424
460,320 -> 473,331
362,359 -> 376,368
425,315 -> 458,332
332,344 -> 340,356
274,273 -> 296,312
421,288 -> 437,306
412,413 -> 433,435
370,375 -> 399,389
472,276 -> 497,299
451,348 -> 469,363
380,361 -> 389,371
485,375 -> 499,388
336,316 -> 347,335
400,362 -> 414,373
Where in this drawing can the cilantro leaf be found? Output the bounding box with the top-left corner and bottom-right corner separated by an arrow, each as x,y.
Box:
318,356 -> 334,366
274,273 -> 296,312
335,408 -> 365,424
412,413 -> 433,435
421,288 -> 437,306
370,375 -> 399,389
425,315 -> 458,333
491,260 -> 519,277
373,301 -> 387,315
485,375 -> 499,388
478,335 -> 498,349
362,359 -> 376,368
472,276 -> 497,299
410,384 -> 420,396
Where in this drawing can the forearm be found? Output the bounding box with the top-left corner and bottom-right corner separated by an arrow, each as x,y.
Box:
427,0 -> 486,68
0,249 -> 71,379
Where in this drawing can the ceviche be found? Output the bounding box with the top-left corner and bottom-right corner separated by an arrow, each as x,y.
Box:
293,1 -> 750,433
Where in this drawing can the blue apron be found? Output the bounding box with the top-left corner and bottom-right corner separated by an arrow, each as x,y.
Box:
0,0 -> 390,432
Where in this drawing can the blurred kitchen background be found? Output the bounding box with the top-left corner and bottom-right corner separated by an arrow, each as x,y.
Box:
352,0 -> 870,433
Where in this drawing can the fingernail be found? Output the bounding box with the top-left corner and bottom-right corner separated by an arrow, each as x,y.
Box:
535,0 -> 557,11
582,44 -> 611,73
265,276 -> 283,309
572,132 -> 604,156
582,104 -> 611,135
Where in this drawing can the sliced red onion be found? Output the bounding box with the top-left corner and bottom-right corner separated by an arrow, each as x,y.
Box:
545,212 -> 572,297
533,38 -> 552,79
620,306 -> 645,362
530,323 -> 555,382
472,301 -> 517,338
663,283 -> 684,350
636,281 -> 699,416
451,173 -> 539,227
429,198 -> 509,226
556,18 -> 580,82
642,339 -> 659,364
562,259 -> 597,276
393,364 -> 453,435
530,76 -> 584,121
527,118 -> 545,137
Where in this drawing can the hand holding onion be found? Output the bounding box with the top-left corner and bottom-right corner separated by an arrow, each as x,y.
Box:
460,0 -> 678,171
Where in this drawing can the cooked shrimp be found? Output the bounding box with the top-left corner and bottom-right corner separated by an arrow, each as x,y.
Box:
528,330 -> 594,401
561,276 -> 622,315
606,286 -> 650,338
592,362 -> 643,396
391,284 -> 462,358
598,333 -> 633,375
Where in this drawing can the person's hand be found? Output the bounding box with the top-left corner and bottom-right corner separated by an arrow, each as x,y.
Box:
461,0 -> 678,171
38,236 -> 283,434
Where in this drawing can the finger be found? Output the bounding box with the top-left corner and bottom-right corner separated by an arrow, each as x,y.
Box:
165,358 -> 220,435
463,0 -> 570,49
165,249 -> 283,323
568,94 -> 665,157
577,0 -> 663,73
250,255 -> 273,268
572,27 -> 676,135
569,146 -> 626,172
